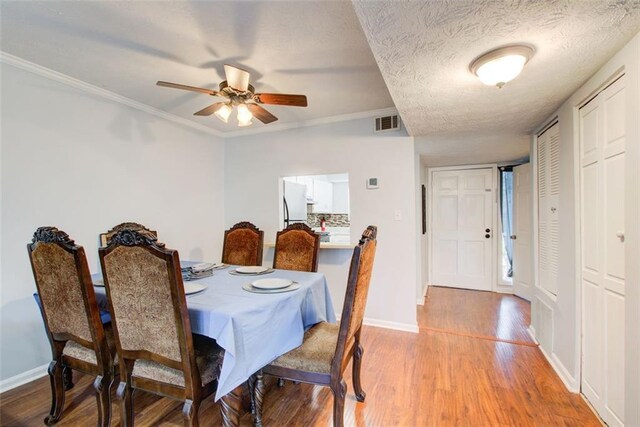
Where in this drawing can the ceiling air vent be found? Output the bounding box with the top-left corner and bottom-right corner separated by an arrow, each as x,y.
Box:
375,115 -> 400,132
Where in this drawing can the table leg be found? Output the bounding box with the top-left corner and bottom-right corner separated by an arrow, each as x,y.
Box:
220,385 -> 243,427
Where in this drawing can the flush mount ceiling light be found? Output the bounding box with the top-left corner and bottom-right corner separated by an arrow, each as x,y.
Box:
470,45 -> 535,88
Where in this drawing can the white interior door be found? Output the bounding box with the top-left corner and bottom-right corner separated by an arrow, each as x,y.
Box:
512,163 -> 533,301
431,168 -> 494,291
580,75 -> 626,427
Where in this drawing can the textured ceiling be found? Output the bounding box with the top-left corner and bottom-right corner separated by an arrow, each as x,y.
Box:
2,1 -> 639,161
0,1 -> 394,134
354,0 -> 640,165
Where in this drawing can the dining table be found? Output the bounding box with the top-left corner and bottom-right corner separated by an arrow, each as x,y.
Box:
91,260 -> 336,422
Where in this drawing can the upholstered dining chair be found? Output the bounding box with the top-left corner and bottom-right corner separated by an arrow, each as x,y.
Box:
99,222 -> 157,247
272,223 -> 320,272
222,221 -> 264,266
28,226 -> 117,426
253,226 -> 378,427
99,228 -> 224,427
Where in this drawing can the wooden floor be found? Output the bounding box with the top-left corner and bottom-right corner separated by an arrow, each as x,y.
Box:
0,286 -> 601,426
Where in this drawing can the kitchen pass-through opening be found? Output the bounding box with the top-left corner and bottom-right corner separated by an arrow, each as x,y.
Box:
281,174 -> 350,244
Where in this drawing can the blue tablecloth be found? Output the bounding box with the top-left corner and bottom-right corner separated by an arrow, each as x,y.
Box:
92,262 -> 336,400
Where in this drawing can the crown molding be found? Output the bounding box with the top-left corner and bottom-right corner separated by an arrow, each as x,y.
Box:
0,51 -> 224,138
223,106 -> 400,138
1,51 -> 401,139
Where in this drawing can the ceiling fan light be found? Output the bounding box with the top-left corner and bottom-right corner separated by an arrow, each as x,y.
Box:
470,45 -> 534,88
236,104 -> 253,126
214,103 -> 233,123
238,120 -> 253,127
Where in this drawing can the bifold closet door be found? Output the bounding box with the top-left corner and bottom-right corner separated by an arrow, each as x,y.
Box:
580,75 -> 626,427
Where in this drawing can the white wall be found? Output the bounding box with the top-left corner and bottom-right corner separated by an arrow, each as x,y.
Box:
0,62 -> 226,382
224,117 -> 418,330
530,32 -> 640,423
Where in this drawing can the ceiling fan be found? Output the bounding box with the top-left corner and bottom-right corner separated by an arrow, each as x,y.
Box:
157,65 -> 308,127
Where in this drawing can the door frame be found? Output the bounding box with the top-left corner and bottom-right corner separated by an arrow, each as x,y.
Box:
576,70 -> 627,423
427,163 -> 499,292
512,162 -> 533,301
574,69 -> 626,391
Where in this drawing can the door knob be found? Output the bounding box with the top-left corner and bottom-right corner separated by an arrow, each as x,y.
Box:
485,228 -> 490,232
616,231 -> 625,242
510,235 -> 517,240
485,234 -> 491,239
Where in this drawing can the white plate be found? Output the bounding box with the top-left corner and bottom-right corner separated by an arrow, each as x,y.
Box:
184,283 -> 207,295
251,278 -> 293,290
236,266 -> 269,274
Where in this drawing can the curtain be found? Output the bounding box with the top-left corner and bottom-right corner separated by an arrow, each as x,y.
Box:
501,169 -> 514,277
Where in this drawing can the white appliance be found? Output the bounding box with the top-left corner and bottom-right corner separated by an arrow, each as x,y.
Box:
283,181 -> 308,227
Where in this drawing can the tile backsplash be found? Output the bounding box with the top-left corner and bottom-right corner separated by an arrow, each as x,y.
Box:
307,213 -> 350,227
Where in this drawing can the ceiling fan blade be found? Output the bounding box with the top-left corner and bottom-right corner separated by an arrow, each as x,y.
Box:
194,102 -> 226,116
224,64 -> 250,91
157,81 -> 218,96
254,93 -> 308,107
246,104 -> 278,124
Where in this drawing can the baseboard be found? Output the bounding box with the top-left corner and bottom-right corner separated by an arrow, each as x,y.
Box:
335,313 -> 419,333
362,317 -> 419,333
549,352 -> 579,393
0,363 -> 48,394
528,327 -> 579,393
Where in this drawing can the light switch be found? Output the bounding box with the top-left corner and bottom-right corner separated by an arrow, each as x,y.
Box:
394,210 -> 402,221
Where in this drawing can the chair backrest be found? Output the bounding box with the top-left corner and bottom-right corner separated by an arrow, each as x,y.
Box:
332,226 -> 377,373
273,223 -> 320,272
100,222 -> 157,247
99,229 -> 199,389
27,226 -> 110,368
222,222 -> 264,266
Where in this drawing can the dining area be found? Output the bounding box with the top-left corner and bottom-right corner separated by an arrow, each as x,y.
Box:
26,221 -> 378,427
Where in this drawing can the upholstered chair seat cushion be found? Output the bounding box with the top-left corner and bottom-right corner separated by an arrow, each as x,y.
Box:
132,334 -> 224,387
269,322 -> 340,374
62,323 -> 117,365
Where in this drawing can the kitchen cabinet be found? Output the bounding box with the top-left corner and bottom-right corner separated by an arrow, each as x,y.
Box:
312,180 -> 333,213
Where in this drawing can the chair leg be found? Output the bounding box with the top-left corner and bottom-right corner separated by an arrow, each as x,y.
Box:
220,385 -> 243,427
44,360 -> 65,425
117,381 -> 134,427
63,365 -> 74,391
352,342 -> 366,402
248,375 -> 256,416
330,379 -> 347,427
253,371 -> 265,427
94,374 -> 114,427
182,399 -> 200,427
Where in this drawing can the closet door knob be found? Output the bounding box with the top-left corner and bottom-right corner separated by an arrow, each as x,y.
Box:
485,228 -> 490,232
485,234 -> 491,239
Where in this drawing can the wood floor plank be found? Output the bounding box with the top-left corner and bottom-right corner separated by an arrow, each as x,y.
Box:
0,287 -> 601,426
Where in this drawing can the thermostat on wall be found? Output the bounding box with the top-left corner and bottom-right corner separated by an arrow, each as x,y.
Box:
367,178 -> 379,189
